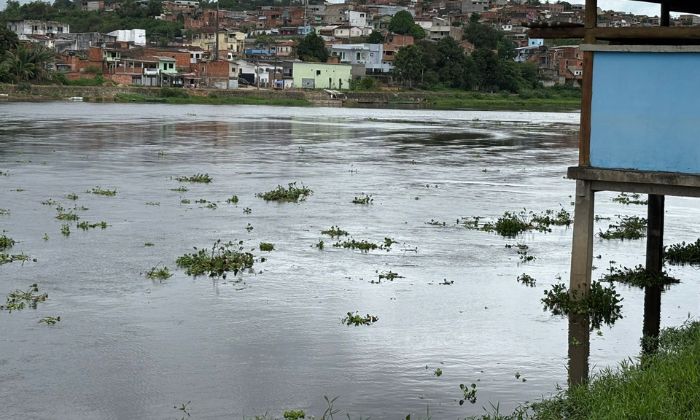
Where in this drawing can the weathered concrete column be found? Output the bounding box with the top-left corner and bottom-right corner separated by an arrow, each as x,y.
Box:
568,180 -> 595,385
643,194 -> 665,354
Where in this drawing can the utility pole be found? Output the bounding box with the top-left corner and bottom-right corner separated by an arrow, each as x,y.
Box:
214,0 -> 220,61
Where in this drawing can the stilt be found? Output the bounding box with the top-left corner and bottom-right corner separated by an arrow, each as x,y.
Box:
568,180 -> 595,385
643,194 -> 664,354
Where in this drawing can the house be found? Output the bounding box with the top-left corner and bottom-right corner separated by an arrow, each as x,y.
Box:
383,34 -> 414,62
292,62 -> 352,90
197,59 -> 238,89
53,32 -> 117,53
108,29 -> 146,46
330,43 -> 392,73
333,26 -> 372,39
6,20 -> 69,41
189,30 -> 245,57
81,0 -> 104,12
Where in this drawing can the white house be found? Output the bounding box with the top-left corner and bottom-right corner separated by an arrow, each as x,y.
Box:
330,43 -> 392,73
347,10 -> 368,28
6,20 -> 69,39
107,29 -> 146,46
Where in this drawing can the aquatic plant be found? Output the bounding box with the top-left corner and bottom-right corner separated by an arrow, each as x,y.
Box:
542,281 -> 623,330
176,173 -> 212,183
38,316 -> 61,325
459,383 -> 478,405
315,240 -> 324,250
88,186 -> 117,196
434,368 -> 443,377
176,240 -> 254,279
243,207 -> 252,214
333,239 -> 378,252
259,242 -> 274,252
342,311 -> 378,326
171,186 -> 188,192
507,243 -> 535,263
530,208 -> 573,228
517,273 -> 536,287
283,410 -> 305,420
602,265 -> 679,288
599,216 -> 647,240
0,284 -> 47,312
55,210 -> 79,221
378,271 -> 403,281
145,201 -> 160,206
666,239 -> 700,265
0,234 -> 15,251
426,219 -> 447,226
245,223 -> 254,232
41,199 -> 58,206
321,226 -> 348,237
194,199 -> 217,209
42,233 -> 49,241
181,199 -> 191,204
0,209 -> 9,215
257,182 -> 312,202
352,193 -> 373,205
77,221 -> 108,230
66,193 -> 78,200
463,208 -> 572,237
612,192 -> 647,205
0,253 -> 31,265
144,242 -> 154,247
60,224 -> 70,236
226,195 -> 239,204
145,265 -> 173,281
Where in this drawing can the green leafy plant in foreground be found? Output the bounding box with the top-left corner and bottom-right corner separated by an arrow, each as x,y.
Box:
257,182 -> 312,202
0,284 -> 48,312
283,409 -> 305,419
342,311 -> 378,326
542,281 -> 623,330
176,173 -> 212,183
176,240 -> 254,279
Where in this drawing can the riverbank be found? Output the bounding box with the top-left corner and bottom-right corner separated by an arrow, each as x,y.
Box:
0,83 -> 581,111
507,321 -> 700,419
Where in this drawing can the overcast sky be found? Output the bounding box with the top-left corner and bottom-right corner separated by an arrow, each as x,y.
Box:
0,0 -> 666,17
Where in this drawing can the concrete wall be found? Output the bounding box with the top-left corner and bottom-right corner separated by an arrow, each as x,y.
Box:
292,62 -> 352,90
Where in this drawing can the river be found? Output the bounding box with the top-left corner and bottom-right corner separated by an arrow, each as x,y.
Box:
0,103 -> 698,419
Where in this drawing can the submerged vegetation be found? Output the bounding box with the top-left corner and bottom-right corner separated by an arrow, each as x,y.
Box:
176,173 -> 212,184
176,240 -> 254,279
462,208 -> 572,237
665,239 -> 700,265
333,237 -> 396,252
320,226 -> 348,237
542,281 -> 623,330
77,221 -> 108,230
145,265 -> 173,281
88,186 -> 117,196
257,182 -> 312,202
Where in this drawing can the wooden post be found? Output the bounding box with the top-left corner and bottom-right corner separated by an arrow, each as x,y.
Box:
643,194 -> 664,353
660,2 -> 671,27
567,180 -> 594,385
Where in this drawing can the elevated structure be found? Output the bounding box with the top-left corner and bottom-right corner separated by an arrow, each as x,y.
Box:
530,0 -> 700,385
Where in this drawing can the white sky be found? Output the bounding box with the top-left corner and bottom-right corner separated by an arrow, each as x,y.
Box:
0,0 -> 666,17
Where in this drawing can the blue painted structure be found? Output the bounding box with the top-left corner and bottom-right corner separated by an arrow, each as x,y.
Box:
589,50 -> 700,174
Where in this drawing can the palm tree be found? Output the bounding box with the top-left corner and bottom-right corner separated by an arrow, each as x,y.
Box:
0,44 -> 54,83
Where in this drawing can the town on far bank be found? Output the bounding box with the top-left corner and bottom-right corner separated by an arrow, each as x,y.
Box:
0,0 -> 696,95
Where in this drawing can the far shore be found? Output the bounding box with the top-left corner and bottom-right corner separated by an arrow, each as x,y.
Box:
0,83 -> 581,112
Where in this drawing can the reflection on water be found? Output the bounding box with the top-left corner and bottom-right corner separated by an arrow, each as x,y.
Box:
0,103 -> 698,418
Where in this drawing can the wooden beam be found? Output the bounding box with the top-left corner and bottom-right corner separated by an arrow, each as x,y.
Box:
568,167 -> 700,189
642,195 -> 664,354
569,180 -> 595,296
579,51 -> 593,166
585,0 -> 597,29
526,27 -> 585,39
529,26 -> 700,41
661,1 -> 671,27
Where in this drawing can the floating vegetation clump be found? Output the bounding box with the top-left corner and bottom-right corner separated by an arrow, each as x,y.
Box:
459,383 -> 478,405
377,271 -> 403,282
434,368 -> 443,377
342,311 -> 378,326
243,207 -> 252,214
602,265 -> 679,288
0,234 -> 15,251
145,265 -> 173,281
599,216 -> 647,240
77,221 -> 108,230
144,242 -> 154,247
542,281 -> 623,330
666,239 -> 700,265
463,208 -> 572,237
315,240 -> 324,250
176,239 -> 254,279
352,193 -> 373,205
88,186 -> 117,196
41,199 -> 58,206
426,219 -> 447,226
0,208 -> 9,215
195,199 -> 217,209
171,186 -> 188,192
55,210 -> 79,221
517,273 -> 536,287
283,409 -> 305,420
506,243 -> 534,263
176,173 -> 212,183
612,192 -> 647,205
60,224 -> 70,236
333,237 -> 396,252
257,182 -> 312,202
145,201 -> 160,206
259,242 -> 274,252
226,195 -> 239,204
38,316 -> 61,325
245,223 -> 253,232
321,226 -> 348,237
66,193 -> 78,200
0,284 -> 47,312
0,253 -> 31,265
180,199 -> 191,204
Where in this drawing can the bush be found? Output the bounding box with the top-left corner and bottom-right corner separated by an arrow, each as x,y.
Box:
160,87 -> 189,98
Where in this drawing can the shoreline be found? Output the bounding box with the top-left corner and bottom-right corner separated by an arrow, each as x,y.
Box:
0,83 -> 581,112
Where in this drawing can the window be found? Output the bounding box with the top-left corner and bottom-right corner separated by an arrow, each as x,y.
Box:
169,63 -> 174,69
58,27 -> 63,33
316,70 -> 321,76
356,52 -> 361,60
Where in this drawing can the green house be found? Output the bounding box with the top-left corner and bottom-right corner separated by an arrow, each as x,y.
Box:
292,62 -> 352,90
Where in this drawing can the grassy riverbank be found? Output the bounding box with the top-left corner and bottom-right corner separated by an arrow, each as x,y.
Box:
114,92 -> 312,107
492,321 -> 700,419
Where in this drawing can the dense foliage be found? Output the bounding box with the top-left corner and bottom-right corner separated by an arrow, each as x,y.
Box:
295,31 -> 328,62
388,10 -> 425,40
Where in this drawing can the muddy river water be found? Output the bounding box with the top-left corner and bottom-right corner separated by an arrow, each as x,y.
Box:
0,103 -> 698,419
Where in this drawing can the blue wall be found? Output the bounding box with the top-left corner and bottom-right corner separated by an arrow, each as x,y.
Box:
590,51 -> 700,174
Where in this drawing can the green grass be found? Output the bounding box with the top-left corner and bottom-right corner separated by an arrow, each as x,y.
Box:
424,90 -> 581,111
531,321 -> 700,419
114,93 -> 311,107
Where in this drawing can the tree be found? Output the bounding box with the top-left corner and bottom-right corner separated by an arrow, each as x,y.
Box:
388,10 -> 415,35
0,44 -> 54,83
296,32 -> 328,62
367,30 -> 384,44
393,44 -> 424,87
0,27 -> 20,55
